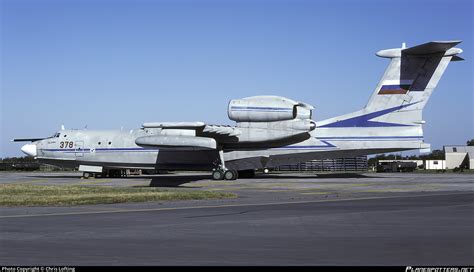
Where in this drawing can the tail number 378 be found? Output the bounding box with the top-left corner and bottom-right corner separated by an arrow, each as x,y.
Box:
60,141 -> 74,148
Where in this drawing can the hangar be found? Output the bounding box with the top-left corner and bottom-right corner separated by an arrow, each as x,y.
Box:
444,146 -> 474,170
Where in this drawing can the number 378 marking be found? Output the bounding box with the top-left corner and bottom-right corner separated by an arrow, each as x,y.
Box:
60,141 -> 74,148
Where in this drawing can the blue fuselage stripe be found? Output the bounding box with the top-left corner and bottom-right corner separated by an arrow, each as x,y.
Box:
317,136 -> 423,139
42,148 -> 158,152
231,106 -> 293,112
41,136 -> 423,153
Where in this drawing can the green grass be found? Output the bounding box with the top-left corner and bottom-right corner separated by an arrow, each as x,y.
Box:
0,184 -> 236,206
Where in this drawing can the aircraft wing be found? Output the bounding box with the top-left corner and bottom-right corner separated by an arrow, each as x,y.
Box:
138,122 -> 241,150
135,135 -> 217,150
142,122 -> 206,129
201,125 -> 241,137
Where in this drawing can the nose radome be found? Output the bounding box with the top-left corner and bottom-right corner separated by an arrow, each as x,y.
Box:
21,144 -> 37,157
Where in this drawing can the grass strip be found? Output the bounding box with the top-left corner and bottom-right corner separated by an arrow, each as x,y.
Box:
0,184 -> 236,206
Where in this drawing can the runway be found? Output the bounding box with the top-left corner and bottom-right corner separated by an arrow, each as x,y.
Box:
0,172 -> 473,265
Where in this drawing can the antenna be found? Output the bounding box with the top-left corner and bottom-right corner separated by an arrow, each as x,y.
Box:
61,125 -> 65,130
402,42 -> 407,49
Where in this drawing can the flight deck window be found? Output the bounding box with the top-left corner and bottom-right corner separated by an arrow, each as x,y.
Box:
453,147 -> 457,152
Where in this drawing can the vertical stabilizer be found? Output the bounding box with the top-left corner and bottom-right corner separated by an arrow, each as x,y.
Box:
315,41 -> 463,155
363,41 -> 463,125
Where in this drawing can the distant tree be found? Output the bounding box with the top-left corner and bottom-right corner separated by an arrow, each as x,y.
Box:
1,156 -> 36,163
368,157 -> 377,166
467,139 -> 474,146
420,149 -> 445,160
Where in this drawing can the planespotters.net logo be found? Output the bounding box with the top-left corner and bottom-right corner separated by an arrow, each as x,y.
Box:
406,267 -> 474,272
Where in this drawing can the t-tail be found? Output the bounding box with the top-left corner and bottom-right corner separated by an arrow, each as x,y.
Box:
316,41 -> 463,153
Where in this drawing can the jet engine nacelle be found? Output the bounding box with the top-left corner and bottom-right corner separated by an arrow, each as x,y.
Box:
228,95 -> 314,122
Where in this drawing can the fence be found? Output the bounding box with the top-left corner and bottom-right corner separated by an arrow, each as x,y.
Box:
275,157 -> 368,172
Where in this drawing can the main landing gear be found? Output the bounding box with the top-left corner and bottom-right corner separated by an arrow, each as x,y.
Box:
212,168 -> 238,180
211,150 -> 238,180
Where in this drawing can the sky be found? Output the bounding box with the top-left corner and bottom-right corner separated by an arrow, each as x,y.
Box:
1,0 -> 473,157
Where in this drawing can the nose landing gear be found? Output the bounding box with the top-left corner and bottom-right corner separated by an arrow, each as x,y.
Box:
82,172 -> 93,179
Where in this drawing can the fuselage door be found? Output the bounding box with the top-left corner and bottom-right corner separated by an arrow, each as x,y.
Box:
75,141 -> 84,157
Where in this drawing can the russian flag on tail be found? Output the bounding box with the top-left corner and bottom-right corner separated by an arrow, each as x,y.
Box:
378,80 -> 413,95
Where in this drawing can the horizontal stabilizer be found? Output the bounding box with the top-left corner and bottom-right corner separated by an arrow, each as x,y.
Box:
12,138 -> 45,142
402,40 -> 461,55
451,55 -> 464,61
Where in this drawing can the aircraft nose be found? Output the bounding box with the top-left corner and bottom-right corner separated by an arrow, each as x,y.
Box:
21,143 -> 37,157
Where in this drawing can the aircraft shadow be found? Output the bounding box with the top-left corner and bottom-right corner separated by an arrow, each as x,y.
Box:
145,172 -> 381,187
26,172 -> 381,188
146,175 -> 210,188
258,173 -> 380,179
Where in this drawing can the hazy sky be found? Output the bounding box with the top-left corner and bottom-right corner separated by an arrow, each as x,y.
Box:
1,0 -> 473,157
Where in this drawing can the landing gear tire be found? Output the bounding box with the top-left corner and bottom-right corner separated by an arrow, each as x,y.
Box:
224,170 -> 238,180
83,172 -> 92,179
212,149 -> 239,181
212,169 -> 224,180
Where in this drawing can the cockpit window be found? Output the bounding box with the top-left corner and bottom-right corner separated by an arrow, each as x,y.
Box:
48,132 -> 61,139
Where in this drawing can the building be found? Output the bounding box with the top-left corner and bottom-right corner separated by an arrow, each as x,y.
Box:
444,146 -> 474,170
375,159 -> 447,171
425,160 -> 446,170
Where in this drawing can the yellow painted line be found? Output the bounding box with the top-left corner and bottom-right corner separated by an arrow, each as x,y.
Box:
193,181 -> 235,186
0,192 -> 471,219
361,189 -> 410,193
344,183 -> 380,187
221,186 -> 257,190
72,179 -> 115,185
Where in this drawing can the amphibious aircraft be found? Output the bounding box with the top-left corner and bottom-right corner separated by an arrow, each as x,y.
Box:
14,41 -> 463,180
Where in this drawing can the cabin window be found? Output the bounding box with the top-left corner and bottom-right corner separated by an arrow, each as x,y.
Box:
434,161 -> 438,165
108,142 -> 112,145
98,142 -> 101,145
64,135 -> 67,137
